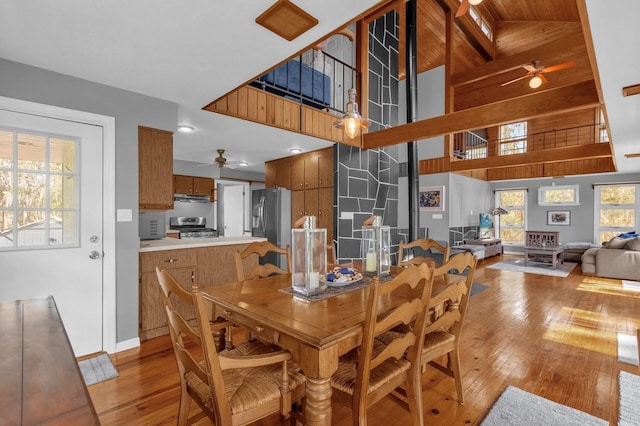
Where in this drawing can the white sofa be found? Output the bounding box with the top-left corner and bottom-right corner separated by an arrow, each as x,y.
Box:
581,237 -> 640,280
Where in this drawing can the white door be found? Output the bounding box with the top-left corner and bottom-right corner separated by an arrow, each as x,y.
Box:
0,108 -> 104,356
223,185 -> 245,236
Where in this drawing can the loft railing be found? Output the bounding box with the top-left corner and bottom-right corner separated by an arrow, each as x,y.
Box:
250,49 -> 358,119
452,122 -> 609,161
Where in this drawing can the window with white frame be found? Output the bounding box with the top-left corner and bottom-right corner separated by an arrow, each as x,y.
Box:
495,189 -> 527,245
0,128 -> 79,250
538,184 -> 579,206
499,121 -> 527,155
594,184 -> 638,245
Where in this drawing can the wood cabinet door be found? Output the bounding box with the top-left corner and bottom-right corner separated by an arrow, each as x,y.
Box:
291,190 -> 305,222
318,147 -> 334,188
304,188 -> 319,218
304,153 -> 319,190
173,174 -> 193,194
265,161 -> 277,187
139,126 -> 174,210
290,157 -> 305,190
318,187 -> 333,243
193,177 -> 212,196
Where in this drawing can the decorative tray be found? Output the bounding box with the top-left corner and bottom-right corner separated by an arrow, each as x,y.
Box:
323,267 -> 363,287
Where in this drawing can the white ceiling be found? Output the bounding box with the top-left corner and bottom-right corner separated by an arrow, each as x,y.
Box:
1,0 -> 639,175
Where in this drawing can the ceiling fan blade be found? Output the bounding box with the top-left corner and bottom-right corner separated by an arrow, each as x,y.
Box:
542,60 -> 576,73
501,74 -> 529,87
455,0 -> 470,17
539,73 -> 549,85
523,64 -> 537,73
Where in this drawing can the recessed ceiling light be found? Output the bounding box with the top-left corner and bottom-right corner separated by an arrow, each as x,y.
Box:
289,148 -> 303,154
239,161 -> 249,167
177,125 -> 195,133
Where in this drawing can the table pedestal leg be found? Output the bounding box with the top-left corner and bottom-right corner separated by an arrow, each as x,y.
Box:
304,376 -> 332,426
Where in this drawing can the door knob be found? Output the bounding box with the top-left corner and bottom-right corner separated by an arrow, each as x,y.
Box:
89,250 -> 102,260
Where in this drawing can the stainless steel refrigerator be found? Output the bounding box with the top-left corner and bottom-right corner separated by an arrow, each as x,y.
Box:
251,188 -> 292,269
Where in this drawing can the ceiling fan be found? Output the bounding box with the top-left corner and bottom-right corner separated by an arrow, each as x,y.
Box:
197,149 -> 248,169
501,60 -> 577,88
456,0 -> 484,18
214,149 -> 227,168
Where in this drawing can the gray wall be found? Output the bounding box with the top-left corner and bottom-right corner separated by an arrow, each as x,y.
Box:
0,58 -> 177,344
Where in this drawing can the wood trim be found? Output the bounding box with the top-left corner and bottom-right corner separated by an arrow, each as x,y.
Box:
622,84 -> 640,97
363,81 -> 600,149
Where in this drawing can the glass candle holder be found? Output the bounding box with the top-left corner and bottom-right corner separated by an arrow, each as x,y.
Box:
360,216 -> 390,276
291,216 -> 327,296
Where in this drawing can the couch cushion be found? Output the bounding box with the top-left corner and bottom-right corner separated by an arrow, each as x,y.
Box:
606,237 -> 628,249
626,237 -> 640,251
581,247 -> 598,264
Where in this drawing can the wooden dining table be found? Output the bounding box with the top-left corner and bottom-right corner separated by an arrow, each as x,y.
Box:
202,268 -> 466,425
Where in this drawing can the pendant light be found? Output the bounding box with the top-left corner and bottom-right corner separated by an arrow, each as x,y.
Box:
333,88 -> 370,139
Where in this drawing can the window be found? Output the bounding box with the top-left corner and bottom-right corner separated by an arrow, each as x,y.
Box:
594,184 -> 638,245
538,185 -> 579,206
499,121 -> 527,155
0,128 -> 79,250
495,189 -> 527,245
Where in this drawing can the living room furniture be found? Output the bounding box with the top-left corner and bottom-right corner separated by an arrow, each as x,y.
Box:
398,238 -> 450,267
562,242 -> 600,263
581,237 -> 640,280
524,245 -> 565,269
466,238 -> 502,258
1,296 -> 99,424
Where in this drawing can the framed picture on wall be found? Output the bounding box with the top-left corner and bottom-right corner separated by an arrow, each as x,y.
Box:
547,210 -> 570,225
419,186 -> 445,212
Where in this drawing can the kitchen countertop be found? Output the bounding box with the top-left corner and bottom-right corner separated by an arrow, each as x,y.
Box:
139,236 -> 267,252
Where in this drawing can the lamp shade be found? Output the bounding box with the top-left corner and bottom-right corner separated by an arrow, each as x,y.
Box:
333,88 -> 370,139
529,75 -> 543,88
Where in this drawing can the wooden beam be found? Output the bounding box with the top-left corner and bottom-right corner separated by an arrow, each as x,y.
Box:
623,84 -> 640,97
450,143 -> 612,172
363,81 -> 600,149
451,33 -> 585,87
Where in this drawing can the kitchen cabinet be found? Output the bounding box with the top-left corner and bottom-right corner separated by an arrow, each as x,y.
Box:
139,242 -> 258,341
265,157 -> 290,188
317,148 -> 333,188
291,152 -> 319,190
174,174 -> 214,197
139,126 -> 174,211
291,187 -> 333,243
139,249 -> 196,341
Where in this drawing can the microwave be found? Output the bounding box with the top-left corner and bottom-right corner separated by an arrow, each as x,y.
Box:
139,212 -> 166,240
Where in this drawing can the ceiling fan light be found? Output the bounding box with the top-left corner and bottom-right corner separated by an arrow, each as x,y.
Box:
333,88 -> 370,139
469,0 -> 483,5
529,75 -> 543,89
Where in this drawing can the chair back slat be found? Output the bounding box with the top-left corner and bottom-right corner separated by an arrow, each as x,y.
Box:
398,239 -> 450,268
235,241 -> 291,281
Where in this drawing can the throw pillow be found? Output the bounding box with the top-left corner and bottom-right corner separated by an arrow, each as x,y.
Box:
606,237 -> 628,249
625,238 -> 640,251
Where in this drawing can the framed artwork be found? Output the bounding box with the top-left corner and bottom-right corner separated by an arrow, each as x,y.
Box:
419,186 -> 445,212
547,210 -> 570,226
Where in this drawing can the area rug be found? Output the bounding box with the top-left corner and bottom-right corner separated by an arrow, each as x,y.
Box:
617,332 -> 640,366
480,386 -> 607,426
471,283 -> 489,296
622,280 -> 640,291
78,353 -> 118,386
488,257 -> 577,278
619,371 -> 640,426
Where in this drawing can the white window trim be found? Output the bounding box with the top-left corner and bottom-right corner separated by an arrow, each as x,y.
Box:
495,189 -> 528,246
593,183 -> 639,244
538,184 -> 580,206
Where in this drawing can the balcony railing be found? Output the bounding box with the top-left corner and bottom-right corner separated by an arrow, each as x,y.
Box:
453,122 -> 609,161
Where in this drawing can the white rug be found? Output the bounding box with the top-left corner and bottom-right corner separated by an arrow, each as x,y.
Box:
617,332 -> 640,366
619,371 -> 640,426
78,353 -> 119,386
481,386 -> 608,426
488,257 -> 577,277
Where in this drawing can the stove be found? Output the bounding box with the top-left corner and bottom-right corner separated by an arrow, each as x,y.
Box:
169,216 -> 218,238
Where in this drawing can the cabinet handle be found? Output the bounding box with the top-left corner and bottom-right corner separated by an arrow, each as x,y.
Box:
255,325 -> 265,333
164,258 -> 178,263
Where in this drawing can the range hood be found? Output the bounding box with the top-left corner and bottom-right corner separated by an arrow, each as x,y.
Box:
174,193 -> 210,203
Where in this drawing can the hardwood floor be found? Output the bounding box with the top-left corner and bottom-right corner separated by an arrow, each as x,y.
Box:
88,255 -> 640,425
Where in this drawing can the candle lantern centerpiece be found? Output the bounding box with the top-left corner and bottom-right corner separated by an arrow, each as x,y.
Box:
291,216 -> 327,296
360,215 -> 390,276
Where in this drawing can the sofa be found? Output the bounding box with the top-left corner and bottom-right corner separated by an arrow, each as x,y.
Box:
581,236 -> 640,281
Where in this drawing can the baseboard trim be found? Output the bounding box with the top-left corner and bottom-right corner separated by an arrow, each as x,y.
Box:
114,337 -> 141,353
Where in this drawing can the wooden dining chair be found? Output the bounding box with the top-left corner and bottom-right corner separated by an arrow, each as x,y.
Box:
156,268 -> 306,426
330,263 -> 435,425
235,240 -> 292,282
422,252 -> 477,404
398,238 -> 451,268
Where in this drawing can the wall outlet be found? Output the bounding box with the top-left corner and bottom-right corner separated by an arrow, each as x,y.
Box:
117,209 -> 133,222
